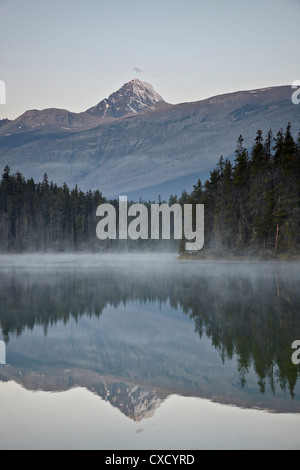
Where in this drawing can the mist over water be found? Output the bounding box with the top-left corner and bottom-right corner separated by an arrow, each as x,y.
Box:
0,253 -> 300,449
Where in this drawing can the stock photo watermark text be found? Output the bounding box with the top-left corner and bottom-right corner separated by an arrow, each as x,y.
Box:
291,80 -> 300,105
0,80 -> 6,105
96,196 -> 204,252
291,340 -> 300,365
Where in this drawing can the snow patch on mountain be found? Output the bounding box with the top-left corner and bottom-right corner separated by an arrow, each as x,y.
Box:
86,78 -> 165,118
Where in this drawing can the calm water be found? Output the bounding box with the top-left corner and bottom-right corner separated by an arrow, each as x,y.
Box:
0,253 -> 300,450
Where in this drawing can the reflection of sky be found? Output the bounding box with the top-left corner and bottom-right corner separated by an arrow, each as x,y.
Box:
1,254 -> 300,408
1,254 -> 300,449
0,381 -> 299,450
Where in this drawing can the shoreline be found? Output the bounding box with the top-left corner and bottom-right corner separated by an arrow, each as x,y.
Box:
178,252 -> 300,262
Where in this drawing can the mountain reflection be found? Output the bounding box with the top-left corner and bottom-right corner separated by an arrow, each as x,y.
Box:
0,255 -> 300,412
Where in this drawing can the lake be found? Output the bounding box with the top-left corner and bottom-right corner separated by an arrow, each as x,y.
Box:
0,253 -> 300,450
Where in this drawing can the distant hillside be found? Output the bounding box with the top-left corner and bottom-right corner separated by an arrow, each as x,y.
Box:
0,119 -> 11,128
0,81 -> 299,199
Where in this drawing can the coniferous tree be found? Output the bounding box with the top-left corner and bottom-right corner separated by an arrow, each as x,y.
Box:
1,123 -> 299,256
249,130 -> 273,248
233,135 -> 251,248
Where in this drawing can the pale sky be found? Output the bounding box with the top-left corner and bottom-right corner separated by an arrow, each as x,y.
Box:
0,0 -> 299,120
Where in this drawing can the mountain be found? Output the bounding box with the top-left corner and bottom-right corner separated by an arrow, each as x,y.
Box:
86,78 -> 165,118
0,81 -> 298,199
0,108 -> 102,134
0,364 -> 164,422
0,119 -> 11,128
0,79 -> 163,135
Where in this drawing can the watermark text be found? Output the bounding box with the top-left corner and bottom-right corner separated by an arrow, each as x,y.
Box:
0,80 -> 6,105
96,196 -> 204,252
291,340 -> 300,365
291,80 -> 300,105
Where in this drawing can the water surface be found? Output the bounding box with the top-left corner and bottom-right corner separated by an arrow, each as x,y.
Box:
0,253 -> 300,449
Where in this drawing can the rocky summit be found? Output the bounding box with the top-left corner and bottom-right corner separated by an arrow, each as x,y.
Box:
86,78 -> 165,118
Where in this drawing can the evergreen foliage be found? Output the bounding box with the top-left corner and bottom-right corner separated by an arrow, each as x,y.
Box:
0,170 -> 105,251
0,123 -> 299,255
187,123 -> 300,256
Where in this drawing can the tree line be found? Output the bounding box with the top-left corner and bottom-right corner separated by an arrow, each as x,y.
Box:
0,123 -> 299,254
182,123 -> 300,256
0,171 -> 105,252
0,167 -> 177,252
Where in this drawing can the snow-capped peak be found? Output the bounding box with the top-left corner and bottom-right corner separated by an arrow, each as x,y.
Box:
87,79 -> 164,118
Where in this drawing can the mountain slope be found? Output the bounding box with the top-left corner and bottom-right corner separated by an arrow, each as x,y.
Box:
0,108 -> 103,135
0,82 -> 298,199
86,78 -> 165,118
0,119 -> 11,128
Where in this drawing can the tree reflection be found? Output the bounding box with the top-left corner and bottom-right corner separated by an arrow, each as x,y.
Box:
0,260 -> 299,396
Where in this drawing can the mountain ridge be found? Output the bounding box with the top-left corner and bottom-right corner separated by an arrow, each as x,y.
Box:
0,78 -> 168,136
0,81 -> 298,199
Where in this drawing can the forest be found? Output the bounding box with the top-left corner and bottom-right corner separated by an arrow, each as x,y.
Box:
0,123 -> 299,255
184,122 -> 300,257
